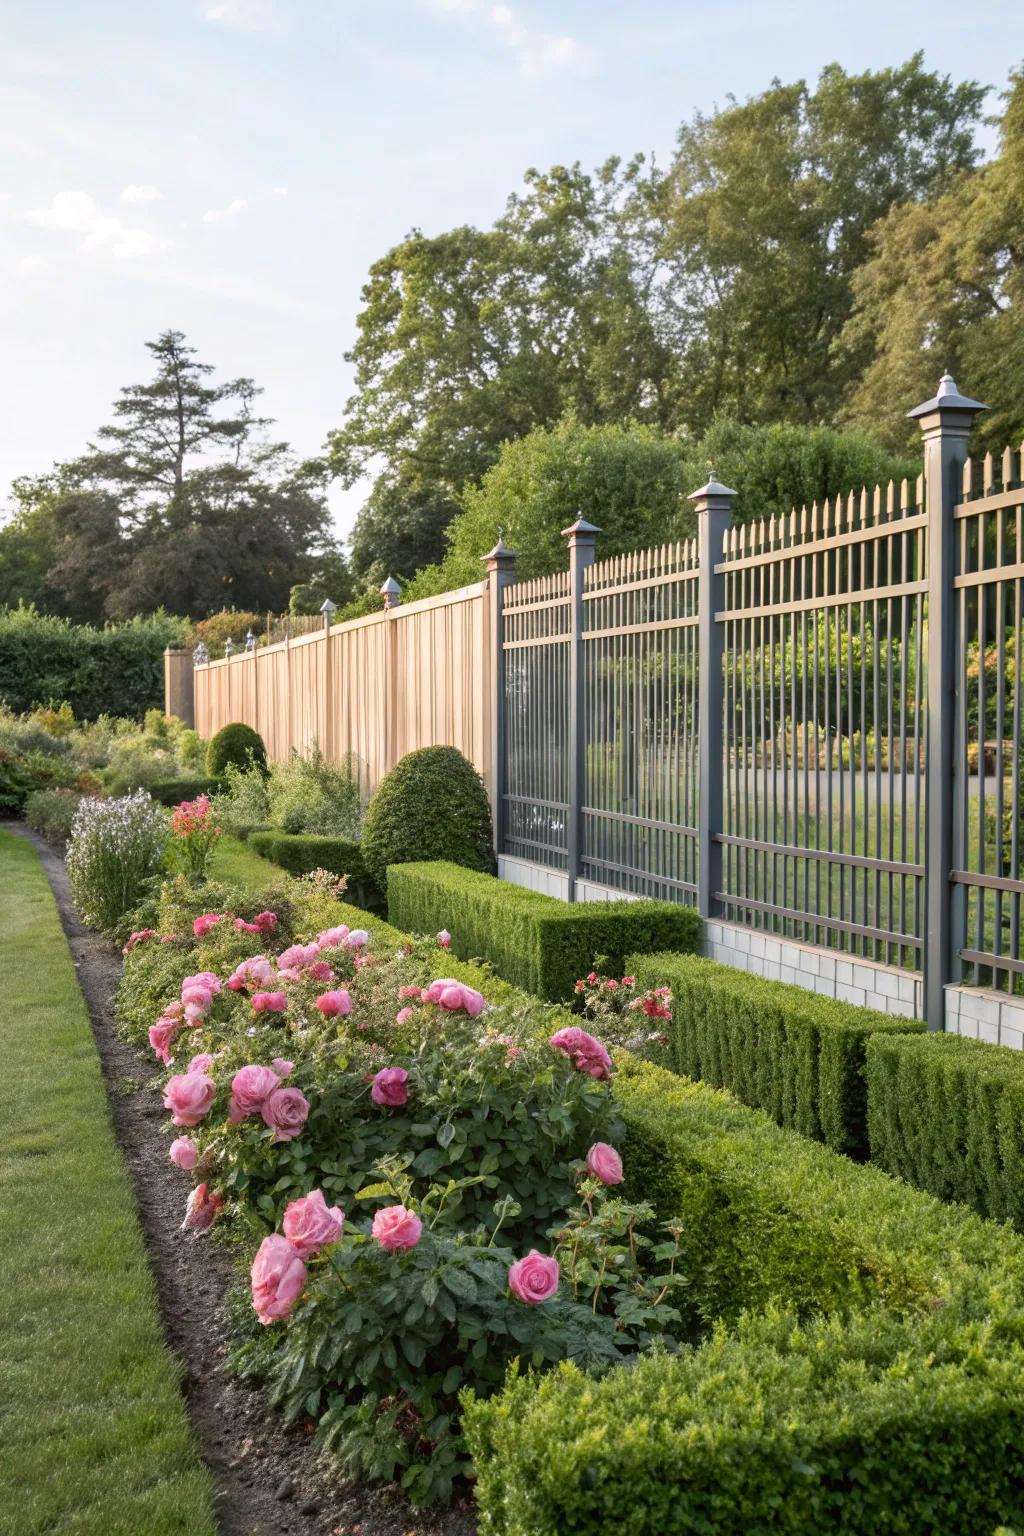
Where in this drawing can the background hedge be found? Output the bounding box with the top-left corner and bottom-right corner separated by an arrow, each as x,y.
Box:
866,1031 -> 1024,1225
464,1053 -> 1024,1534
0,607 -> 186,719
627,952 -> 924,1157
360,746 -> 494,890
247,830 -> 379,906
148,776 -> 223,806
387,861 -> 701,1000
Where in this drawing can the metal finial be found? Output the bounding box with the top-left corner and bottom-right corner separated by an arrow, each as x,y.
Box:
380,575 -> 401,611
223,637 -> 235,658
192,641 -> 209,665
244,629 -> 256,651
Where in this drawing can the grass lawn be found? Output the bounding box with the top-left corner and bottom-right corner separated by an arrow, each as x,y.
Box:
209,830 -> 281,887
0,829 -> 217,1536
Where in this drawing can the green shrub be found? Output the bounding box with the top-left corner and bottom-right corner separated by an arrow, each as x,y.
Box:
266,745 -> 363,837
387,861 -> 701,1001
0,606 -> 185,718
247,830 -> 378,905
627,952 -> 924,1156
23,787 -> 83,843
148,775 -> 223,806
464,1054 -> 1024,1534
66,791 -> 169,935
206,722 -> 267,778
866,1031 -> 1024,1225
361,746 -> 493,889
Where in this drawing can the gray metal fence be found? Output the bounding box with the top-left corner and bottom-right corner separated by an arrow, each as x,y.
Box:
493,376 -> 1023,1025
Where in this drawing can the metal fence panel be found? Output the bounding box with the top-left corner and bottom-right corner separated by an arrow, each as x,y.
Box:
501,572 -> 571,869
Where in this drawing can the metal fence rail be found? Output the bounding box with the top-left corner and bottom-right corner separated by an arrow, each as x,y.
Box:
501,570 -> 571,869
954,448 -> 1024,992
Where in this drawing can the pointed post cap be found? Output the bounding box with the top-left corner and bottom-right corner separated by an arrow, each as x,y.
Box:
560,513 -> 601,540
319,597 -> 337,617
482,527 -> 517,568
907,372 -> 986,421
380,575 -> 401,610
688,473 -> 737,503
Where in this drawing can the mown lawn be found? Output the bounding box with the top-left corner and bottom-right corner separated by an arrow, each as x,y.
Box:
0,830 -> 217,1536
209,830 -> 281,887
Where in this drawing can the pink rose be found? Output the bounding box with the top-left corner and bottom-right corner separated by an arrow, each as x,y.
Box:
184,971 -> 221,994
549,1026 -> 613,1081
234,918 -> 260,934
307,960 -> 336,984
345,929 -> 369,950
253,911 -> 278,934
423,978 -> 486,1016
123,928 -> 156,954
316,925 -> 350,948
314,989 -> 352,1018
585,1142 -> 624,1186
508,1250 -> 560,1305
395,1007 -> 414,1024
437,929 -> 451,948
251,991 -> 288,1013
187,1052 -> 216,1075
193,913 -> 221,938
271,1057 -> 294,1076
169,1135 -> 198,1170
251,1233 -> 307,1324
261,1086 -> 310,1142
282,1189 -> 344,1257
371,1205 -> 422,1251
163,1070 -> 217,1127
229,1064 -> 281,1121
149,1020 -> 179,1065
277,942 -> 321,972
370,1067 -> 409,1107
398,985 -> 422,1000
181,1182 -> 224,1233
228,956 -> 275,992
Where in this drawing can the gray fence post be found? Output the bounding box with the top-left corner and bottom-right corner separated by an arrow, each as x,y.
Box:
483,534 -> 518,860
563,515 -> 600,901
690,476 -> 736,920
909,374 -> 986,1030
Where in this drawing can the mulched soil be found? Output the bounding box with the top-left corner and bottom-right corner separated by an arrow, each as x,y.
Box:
10,825 -> 476,1536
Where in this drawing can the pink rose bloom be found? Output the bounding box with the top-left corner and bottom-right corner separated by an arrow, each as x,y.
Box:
252,910 -> 278,934
586,1142 -> 624,1186
370,1066 -> 409,1107
345,929 -> 369,950
187,1052 -> 216,1075
316,925 -> 350,948
282,1189 -> 344,1257
228,956 -> 275,992
395,1006 -> 414,1024
181,1182 -> 223,1233
508,1250 -> 560,1305
169,1135 -> 198,1170
277,942 -> 321,972
149,1020 -> 179,1065
193,913 -> 222,938
123,928 -> 156,955
251,990 -> 288,1014
163,1071 -> 217,1127
549,1026 -> 614,1081
307,960 -> 336,984
251,1233 -> 307,1324
234,918 -> 261,935
398,985 -> 422,1000
371,1205 -> 422,1251
271,1057 -> 294,1076
437,929 -> 451,948
314,989 -> 352,1018
262,1086 -> 310,1142
423,978 -> 486,1017
160,999 -> 184,1021
229,1064 -> 281,1122
184,971 -> 221,995
181,984 -> 213,1017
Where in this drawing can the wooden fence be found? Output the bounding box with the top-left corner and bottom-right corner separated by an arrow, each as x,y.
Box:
190,581 -> 494,796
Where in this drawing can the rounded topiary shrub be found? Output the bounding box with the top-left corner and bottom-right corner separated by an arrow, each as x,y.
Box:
361,746 -> 494,888
206,722 -> 267,779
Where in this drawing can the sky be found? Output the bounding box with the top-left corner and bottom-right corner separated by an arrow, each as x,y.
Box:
1,0 -> 1022,545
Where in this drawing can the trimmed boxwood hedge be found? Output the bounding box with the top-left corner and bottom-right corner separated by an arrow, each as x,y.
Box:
148,776 -> 223,807
866,1030 -> 1024,1225
387,861 -> 701,1001
247,830 -> 376,898
206,722 -> 267,778
626,952 -> 924,1157
361,745 -> 494,889
463,1054 -> 1024,1535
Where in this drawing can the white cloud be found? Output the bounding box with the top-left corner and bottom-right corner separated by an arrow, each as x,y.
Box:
199,0 -> 276,30
271,186 -> 288,198
202,197 -> 248,224
420,0 -> 578,77
25,190 -> 166,259
121,183 -> 162,203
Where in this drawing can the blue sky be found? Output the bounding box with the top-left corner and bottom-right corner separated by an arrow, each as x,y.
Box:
1,0 -> 1021,541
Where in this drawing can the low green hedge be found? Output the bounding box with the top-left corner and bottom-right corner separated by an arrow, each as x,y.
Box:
627,952 -> 925,1157
386,862 -> 701,1001
464,1054 -> 1024,1534
148,775 -> 223,806
247,830 -> 376,899
866,1030 -> 1024,1225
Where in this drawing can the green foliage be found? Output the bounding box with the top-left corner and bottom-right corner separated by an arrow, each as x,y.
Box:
148,775 -> 223,806
387,862 -> 701,1001
206,722 -> 268,778
265,745 -> 362,837
627,952 -> 923,1156
22,788 -> 83,844
0,605 -> 186,718
866,1031 -> 1024,1224
247,831 -> 377,905
361,747 -> 494,890
465,1054 -> 1024,1534
185,610 -> 263,654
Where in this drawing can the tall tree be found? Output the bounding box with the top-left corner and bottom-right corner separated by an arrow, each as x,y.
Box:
12,331 -> 341,620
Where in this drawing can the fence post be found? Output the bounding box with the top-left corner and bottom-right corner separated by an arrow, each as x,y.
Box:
562,515 -> 600,901
690,476 -> 735,920
320,599 -> 337,757
909,374 -> 986,1030
482,535 -> 517,859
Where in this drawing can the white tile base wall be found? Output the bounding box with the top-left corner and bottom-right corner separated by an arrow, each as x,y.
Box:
496,856 -> 1023,1043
